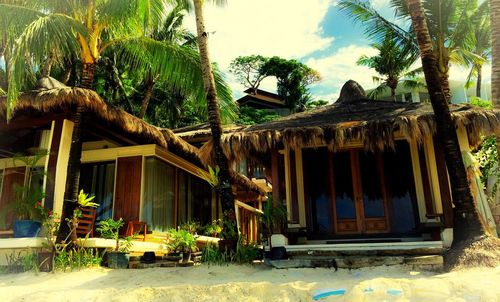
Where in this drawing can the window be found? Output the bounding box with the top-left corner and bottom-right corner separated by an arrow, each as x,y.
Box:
141,157 -> 175,232
80,162 -> 115,223
178,170 -> 213,226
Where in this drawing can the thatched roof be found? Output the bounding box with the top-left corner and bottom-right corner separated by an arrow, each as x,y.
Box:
172,123 -> 246,145
0,86 -> 201,164
0,85 -> 266,196
200,80 -> 500,163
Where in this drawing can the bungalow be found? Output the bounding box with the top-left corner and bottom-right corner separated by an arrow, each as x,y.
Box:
0,82 -> 265,242
202,80 -> 499,251
237,88 -> 290,116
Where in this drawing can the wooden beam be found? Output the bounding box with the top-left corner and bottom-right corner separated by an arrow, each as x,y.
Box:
271,149 -> 281,205
295,148 -> 306,227
43,119 -> 64,211
0,114 -> 64,131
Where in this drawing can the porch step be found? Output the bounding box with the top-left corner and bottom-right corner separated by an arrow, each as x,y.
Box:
269,255 -> 443,270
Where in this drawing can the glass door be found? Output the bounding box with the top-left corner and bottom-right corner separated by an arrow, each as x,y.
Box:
330,150 -> 390,234
358,151 -> 389,233
331,150 -> 361,233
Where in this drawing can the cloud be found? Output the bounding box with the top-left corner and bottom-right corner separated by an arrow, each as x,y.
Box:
306,44 -> 379,101
185,0 -> 334,71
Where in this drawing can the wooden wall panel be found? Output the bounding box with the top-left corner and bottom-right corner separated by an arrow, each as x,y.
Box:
114,156 -> 142,223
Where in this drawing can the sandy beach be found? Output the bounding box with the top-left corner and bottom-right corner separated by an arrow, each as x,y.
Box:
0,265 -> 499,302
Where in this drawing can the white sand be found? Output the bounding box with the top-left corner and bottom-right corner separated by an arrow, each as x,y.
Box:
0,265 -> 499,302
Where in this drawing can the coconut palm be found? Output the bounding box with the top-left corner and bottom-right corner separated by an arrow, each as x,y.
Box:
405,0 -> 486,268
193,0 -> 235,216
465,1 -> 490,97
2,0 -> 233,116
339,0 -> 486,102
492,0 -> 500,106
357,33 -> 421,101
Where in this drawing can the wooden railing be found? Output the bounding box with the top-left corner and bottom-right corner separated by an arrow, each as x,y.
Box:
234,200 -> 263,244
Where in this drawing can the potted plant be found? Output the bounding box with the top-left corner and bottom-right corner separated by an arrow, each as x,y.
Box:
3,152 -> 49,237
165,228 -> 198,262
10,185 -> 47,237
97,218 -> 132,269
261,196 -> 288,251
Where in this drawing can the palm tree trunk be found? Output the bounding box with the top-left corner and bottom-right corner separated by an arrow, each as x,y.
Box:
81,63 -> 95,89
476,64 -> 482,98
56,63 -> 94,243
406,0 -> 486,267
56,105 -> 85,243
139,79 -> 155,119
438,70 -> 452,102
193,0 -> 235,217
491,0 -> 500,169
42,52 -> 55,78
492,0 -> 500,106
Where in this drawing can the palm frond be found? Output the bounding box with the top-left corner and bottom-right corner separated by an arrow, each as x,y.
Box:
112,37 -> 236,122
367,83 -> 388,99
6,13 -> 88,119
337,0 -> 414,47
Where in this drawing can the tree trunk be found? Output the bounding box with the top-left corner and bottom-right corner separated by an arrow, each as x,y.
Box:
438,69 -> 452,102
193,0 -> 235,216
492,0 -> 500,106
139,79 -> 155,119
55,105 -> 85,243
491,0 -> 500,169
476,64 -> 482,98
81,63 -> 95,89
56,63 -> 94,243
42,52 -> 55,78
406,0 -> 486,266
62,66 -> 72,85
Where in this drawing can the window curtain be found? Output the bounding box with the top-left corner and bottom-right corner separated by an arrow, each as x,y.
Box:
177,170 -> 193,225
142,157 -> 175,232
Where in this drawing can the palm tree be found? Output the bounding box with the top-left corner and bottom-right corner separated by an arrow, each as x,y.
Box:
3,0 -> 233,115
356,33 -> 421,101
339,0 -> 486,102
405,0 -> 486,268
492,0 -> 500,105
193,0 -> 235,218
465,1 -> 490,98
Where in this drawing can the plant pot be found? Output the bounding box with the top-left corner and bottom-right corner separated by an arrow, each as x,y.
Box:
218,239 -> 237,253
181,252 -> 192,263
107,251 -> 129,269
165,252 -> 183,263
37,251 -> 54,272
13,220 -> 42,238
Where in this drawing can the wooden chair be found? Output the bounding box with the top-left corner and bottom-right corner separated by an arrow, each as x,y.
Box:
76,207 -> 97,238
125,221 -> 147,241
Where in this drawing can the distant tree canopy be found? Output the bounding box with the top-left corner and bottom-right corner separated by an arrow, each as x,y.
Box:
228,55 -> 268,93
236,105 -> 280,125
229,55 -> 321,112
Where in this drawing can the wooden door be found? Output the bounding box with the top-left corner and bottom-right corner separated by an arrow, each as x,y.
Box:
330,150 -> 390,234
114,156 -> 142,223
0,167 -> 26,228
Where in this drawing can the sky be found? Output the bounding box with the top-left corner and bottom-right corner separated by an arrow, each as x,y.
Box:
185,0 -> 492,102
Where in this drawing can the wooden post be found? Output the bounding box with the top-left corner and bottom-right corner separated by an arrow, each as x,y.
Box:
271,149 -> 281,206
44,119 -> 64,211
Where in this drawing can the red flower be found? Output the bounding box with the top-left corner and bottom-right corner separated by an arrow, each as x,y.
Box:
48,211 -> 53,216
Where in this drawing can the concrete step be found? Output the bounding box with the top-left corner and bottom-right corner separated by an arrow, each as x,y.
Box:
269,255 -> 443,270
